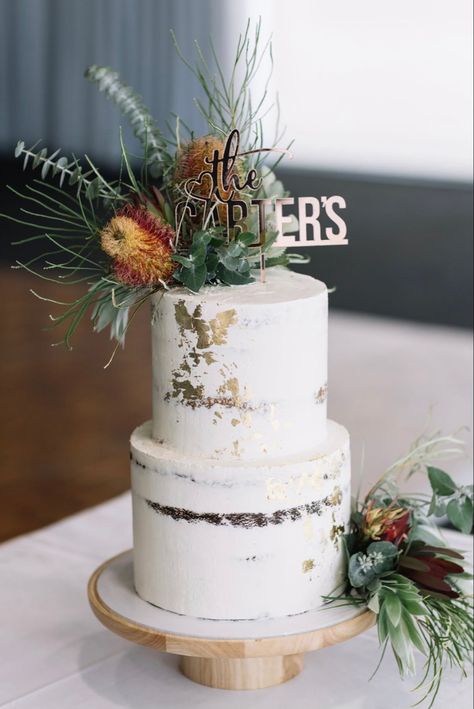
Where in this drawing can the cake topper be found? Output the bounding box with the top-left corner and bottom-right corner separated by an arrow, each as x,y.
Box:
177,128 -> 347,280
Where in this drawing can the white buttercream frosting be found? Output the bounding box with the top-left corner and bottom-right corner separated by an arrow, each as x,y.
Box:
132,420 -> 350,620
151,268 -> 328,461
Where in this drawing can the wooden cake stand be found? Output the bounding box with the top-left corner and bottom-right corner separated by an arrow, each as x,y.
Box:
88,550 -> 374,690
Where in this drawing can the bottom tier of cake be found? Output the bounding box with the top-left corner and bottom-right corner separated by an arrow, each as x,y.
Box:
131,420 -> 351,620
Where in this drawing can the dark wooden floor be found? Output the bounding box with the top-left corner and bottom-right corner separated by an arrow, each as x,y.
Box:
0,268 -> 151,542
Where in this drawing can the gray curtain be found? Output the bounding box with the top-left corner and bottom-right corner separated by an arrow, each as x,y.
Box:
0,0 -> 231,165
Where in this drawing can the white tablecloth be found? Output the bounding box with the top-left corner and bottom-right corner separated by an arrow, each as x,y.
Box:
328,313 -> 473,491
0,494 -> 472,709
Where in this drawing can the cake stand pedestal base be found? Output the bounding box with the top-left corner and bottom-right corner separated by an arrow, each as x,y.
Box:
88,551 -> 374,691
179,653 -> 304,689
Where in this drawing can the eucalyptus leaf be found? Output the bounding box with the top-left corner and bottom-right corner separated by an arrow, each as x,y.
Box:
41,160 -> 51,180
348,553 -> 375,587
265,254 -> 290,268
54,156 -> 69,176
349,542 -> 398,588
172,254 -> 193,268
33,148 -> 47,169
216,263 -> 254,286
366,541 -> 399,573
206,253 -> 219,279
69,165 -> 83,186
191,230 -> 214,249
177,262 -> 207,292
434,499 -> 447,517
428,494 -> 437,517
14,140 -> 25,158
85,178 -> 100,200
237,231 -> 258,246
428,466 -> 457,496
447,496 -> 473,534
189,241 -> 207,266
41,148 -> 60,179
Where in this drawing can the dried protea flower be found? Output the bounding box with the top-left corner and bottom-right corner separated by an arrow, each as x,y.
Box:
100,205 -> 176,287
362,500 -> 410,546
174,135 -> 244,224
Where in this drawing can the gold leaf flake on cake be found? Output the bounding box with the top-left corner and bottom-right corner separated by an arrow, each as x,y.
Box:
217,376 -> 241,403
330,523 -> 345,546
314,383 -> 328,404
166,301 -> 239,408
174,300 -> 237,350
209,309 -> 238,345
329,486 -> 343,507
302,559 -> 315,573
174,300 -> 194,333
166,379 -> 205,404
265,469 -> 325,502
231,418 -> 240,427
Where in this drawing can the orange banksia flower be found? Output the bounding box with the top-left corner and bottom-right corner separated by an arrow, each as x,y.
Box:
100,205 -> 176,287
174,135 -> 244,224
362,500 -> 410,546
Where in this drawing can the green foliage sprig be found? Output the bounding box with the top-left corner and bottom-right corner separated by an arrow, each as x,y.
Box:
171,19 -> 292,173
13,141 -> 123,201
327,429 -> 473,708
173,229 -> 264,292
85,65 -> 172,178
427,466 -> 473,533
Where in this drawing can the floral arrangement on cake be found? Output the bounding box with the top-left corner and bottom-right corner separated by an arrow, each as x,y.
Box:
3,21 -> 305,357
328,429 -> 473,707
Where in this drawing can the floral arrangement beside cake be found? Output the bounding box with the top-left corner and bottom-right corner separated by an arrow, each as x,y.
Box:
3,20 -> 472,707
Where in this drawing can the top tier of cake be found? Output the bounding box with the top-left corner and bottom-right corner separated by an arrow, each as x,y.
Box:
151,269 -> 328,462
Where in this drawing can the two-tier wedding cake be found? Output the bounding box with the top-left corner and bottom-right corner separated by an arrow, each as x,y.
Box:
131,268 -> 351,620
9,24 -> 471,701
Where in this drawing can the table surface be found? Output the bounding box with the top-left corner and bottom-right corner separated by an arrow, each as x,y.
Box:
1,494 -> 472,709
328,312 -> 473,492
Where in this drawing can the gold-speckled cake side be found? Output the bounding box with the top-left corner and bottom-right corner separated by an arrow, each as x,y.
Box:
151,269 -> 328,461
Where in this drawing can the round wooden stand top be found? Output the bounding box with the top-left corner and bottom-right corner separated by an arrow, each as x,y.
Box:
88,550 -> 375,690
